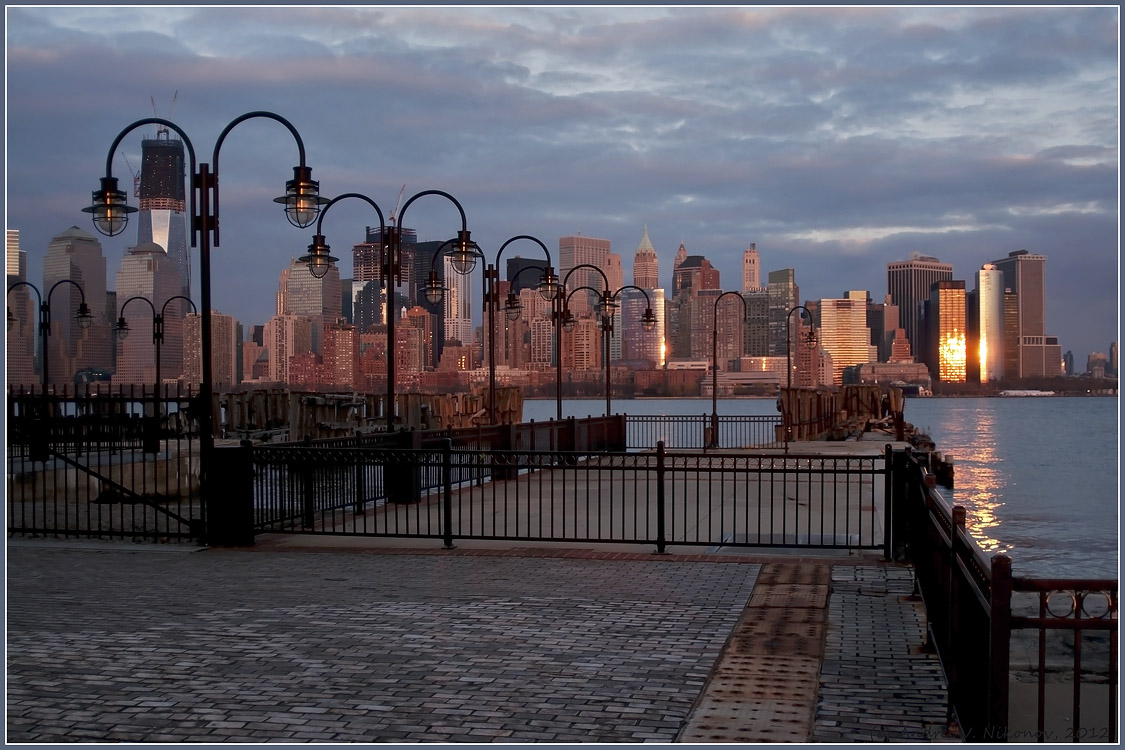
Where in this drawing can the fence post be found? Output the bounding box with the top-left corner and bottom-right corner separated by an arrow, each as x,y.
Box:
301,435 -> 315,528
389,428 -> 423,504
883,443 -> 893,560
442,438 -> 455,549
655,440 -> 667,554
988,554 -> 1012,742
206,442 -> 256,546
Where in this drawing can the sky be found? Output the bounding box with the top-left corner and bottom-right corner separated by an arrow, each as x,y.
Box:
5,5 -> 1120,361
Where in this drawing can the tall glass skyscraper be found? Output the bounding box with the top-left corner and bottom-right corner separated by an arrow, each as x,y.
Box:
137,125 -> 190,298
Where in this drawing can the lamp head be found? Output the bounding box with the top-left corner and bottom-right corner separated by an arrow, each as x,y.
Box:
274,166 -> 329,228
562,310 -> 576,332
115,317 -> 129,341
595,294 -> 617,323
448,230 -> 480,276
83,176 -> 137,237
504,293 -> 522,321
299,234 -> 338,279
76,302 -> 94,329
424,271 -> 445,305
538,267 -> 561,301
6,307 -> 14,332
641,307 -> 657,332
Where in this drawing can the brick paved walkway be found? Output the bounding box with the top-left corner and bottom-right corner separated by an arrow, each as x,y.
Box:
6,544 -> 759,743
812,566 -> 951,742
6,541 -> 951,743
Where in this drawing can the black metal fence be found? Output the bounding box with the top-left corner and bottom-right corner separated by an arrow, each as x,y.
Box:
891,447 -> 1118,743
242,439 -> 886,552
6,385 -> 203,541
625,414 -> 782,450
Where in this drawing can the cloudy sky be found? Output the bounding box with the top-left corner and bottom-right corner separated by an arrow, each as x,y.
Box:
5,5 -> 1119,360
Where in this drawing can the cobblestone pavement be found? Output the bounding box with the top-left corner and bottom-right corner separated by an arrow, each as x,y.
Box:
812,566 -> 953,742
6,545 -> 760,743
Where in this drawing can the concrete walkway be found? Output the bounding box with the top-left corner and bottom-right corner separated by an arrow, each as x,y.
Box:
6,538 -> 952,743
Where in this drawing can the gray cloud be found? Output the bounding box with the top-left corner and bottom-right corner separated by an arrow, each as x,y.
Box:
5,5 -> 1118,360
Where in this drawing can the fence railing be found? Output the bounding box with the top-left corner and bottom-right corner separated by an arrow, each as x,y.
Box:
239,439 -> 886,552
891,447 -> 1117,743
625,414 -> 782,451
6,385 -> 203,541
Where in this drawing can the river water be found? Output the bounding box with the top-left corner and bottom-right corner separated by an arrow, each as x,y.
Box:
524,396 -> 1119,579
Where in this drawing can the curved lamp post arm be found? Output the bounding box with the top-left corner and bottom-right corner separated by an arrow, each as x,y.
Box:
88,118 -> 197,242
301,193 -> 387,279
161,294 -> 198,318
46,279 -> 93,330
215,111 -> 325,238
7,281 -> 43,334
117,295 -> 158,340
562,263 -> 610,291
7,281 -> 43,307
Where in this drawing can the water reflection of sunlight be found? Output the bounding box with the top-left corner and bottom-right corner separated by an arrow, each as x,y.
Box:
945,410 -> 1011,555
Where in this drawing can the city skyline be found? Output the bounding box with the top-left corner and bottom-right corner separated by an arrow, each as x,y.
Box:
5,6 -> 1118,359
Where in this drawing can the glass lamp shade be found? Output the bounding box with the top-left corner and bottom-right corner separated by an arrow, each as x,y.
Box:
424,273 -> 446,305
504,293 -> 522,321
641,308 -> 657,332
273,166 -> 328,228
76,303 -> 94,329
562,311 -> 576,332
538,269 -> 561,301
83,177 -> 137,237
596,296 -> 618,322
447,230 -> 480,275
115,317 -> 130,341
299,235 -> 338,279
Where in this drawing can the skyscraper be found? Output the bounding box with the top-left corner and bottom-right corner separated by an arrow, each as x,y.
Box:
927,280 -> 967,383
183,311 -> 238,391
113,241 -> 185,388
506,256 -> 547,295
767,269 -> 799,357
136,125 -> 190,298
278,257 -> 342,355
6,229 -> 35,386
818,292 -> 875,385
42,226 -> 112,385
990,250 -> 1061,379
559,234 -> 611,317
742,244 -> 762,292
632,227 -> 659,289
975,264 -> 1005,383
887,254 -> 953,366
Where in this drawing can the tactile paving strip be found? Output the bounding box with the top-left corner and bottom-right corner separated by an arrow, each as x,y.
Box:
756,563 -> 831,586
749,583 -> 829,609
678,563 -> 831,742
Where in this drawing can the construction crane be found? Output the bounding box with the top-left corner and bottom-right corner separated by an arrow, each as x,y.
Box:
121,151 -> 140,198
389,184 -> 406,225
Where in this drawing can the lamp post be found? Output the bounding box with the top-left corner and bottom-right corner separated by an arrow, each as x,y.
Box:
355,191 -> 479,431
7,280 -> 94,392
556,268 -> 656,420
86,112 -> 325,525
709,291 -> 749,449
114,294 -> 197,403
785,304 -> 817,453
485,236 -> 559,424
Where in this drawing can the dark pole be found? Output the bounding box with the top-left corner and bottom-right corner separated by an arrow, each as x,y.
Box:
603,298 -> 611,418
487,263 -> 497,423
710,291 -> 748,449
784,304 -> 813,454
197,163 -> 215,463
386,226 -> 398,431
39,299 -> 49,392
558,292 -> 567,422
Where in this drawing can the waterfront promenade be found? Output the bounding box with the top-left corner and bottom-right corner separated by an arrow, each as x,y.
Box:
6,534 -> 951,743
